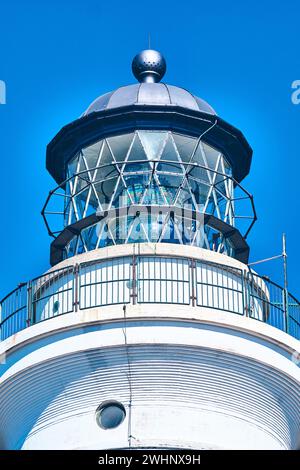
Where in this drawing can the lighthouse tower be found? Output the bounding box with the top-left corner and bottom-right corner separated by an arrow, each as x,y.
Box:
0,50 -> 300,450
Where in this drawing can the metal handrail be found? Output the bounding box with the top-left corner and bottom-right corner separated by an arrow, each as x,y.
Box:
41,159 -> 257,239
1,254 -> 299,342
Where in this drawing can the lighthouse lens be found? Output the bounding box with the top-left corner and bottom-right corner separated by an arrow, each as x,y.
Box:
96,401 -> 126,429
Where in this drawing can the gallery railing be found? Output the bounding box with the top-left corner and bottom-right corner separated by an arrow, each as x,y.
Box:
1,255 -> 299,342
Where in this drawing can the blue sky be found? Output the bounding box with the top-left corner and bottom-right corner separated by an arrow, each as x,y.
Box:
0,0 -> 299,298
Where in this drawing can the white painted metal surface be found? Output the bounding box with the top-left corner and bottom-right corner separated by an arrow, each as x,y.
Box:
0,245 -> 299,450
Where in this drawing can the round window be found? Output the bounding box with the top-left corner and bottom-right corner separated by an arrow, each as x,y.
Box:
96,401 -> 126,430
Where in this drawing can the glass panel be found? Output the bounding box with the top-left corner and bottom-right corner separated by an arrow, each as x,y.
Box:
111,179 -> 131,208
214,158 -> 231,197
124,133 -> 149,172
115,217 -> 128,244
201,142 -> 232,175
75,154 -> 91,191
112,216 -> 134,243
107,133 -> 133,163
123,162 -> 152,173
76,235 -> 86,255
74,188 -> 89,218
175,182 -> 196,211
82,140 -> 103,175
178,216 -> 198,244
123,174 -> 151,204
67,237 -> 77,257
205,198 -> 217,216
138,131 -> 167,161
191,143 -> 206,167
157,135 -> 183,173
94,177 -> 118,208
81,224 -> 98,251
98,140 -> 114,169
78,152 -> 88,173
142,179 -> 166,205
67,152 -> 80,177
188,163 -> 210,184
97,223 -> 110,248
158,174 -> 183,205
187,177 -> 211,207
84,187 -> 99,215
148,212 -> 167,241
160,216 -> 181,244
172,133 -> 197,163
75,173 -> 90,192
64,198 -> 72,226
201,142 -> 220,169
127,217 -> 148,243
223,157 -> 232,176
94,164 -> 118,182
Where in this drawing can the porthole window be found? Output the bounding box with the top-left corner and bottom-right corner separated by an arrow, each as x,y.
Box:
96,400 -> 126,430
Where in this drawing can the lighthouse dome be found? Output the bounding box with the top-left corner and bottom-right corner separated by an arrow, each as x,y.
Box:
83,49 -> 216,116
83,82 -> 216,116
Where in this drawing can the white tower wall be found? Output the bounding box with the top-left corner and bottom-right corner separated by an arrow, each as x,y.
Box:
0,244 -> 299,450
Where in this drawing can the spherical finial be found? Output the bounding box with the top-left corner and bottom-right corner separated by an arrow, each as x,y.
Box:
132,49 -> 166,83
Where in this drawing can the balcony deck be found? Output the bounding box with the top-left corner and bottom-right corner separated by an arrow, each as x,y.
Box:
1,244 -> 299,343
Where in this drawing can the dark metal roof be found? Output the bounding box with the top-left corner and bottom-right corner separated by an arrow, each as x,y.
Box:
47,105 -> 252,185
83,83 -> 216,116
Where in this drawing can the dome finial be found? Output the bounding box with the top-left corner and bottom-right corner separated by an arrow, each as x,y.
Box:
132,49 -> 166,83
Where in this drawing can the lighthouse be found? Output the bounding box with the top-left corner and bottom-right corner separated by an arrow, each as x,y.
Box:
0,49 -> 299,450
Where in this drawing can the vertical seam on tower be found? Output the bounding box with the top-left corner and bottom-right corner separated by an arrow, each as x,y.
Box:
122,303 -> 134,447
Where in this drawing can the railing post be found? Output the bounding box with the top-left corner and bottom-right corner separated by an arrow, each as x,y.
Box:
0,299 -> 2,341
243,270 -> 250,318
282,233 -> 289,334
190,259 -> 196,307
27,281 -> 33,326
131,255 -> 137,305
73,264 -> 80,312
283,287 -> 289,334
